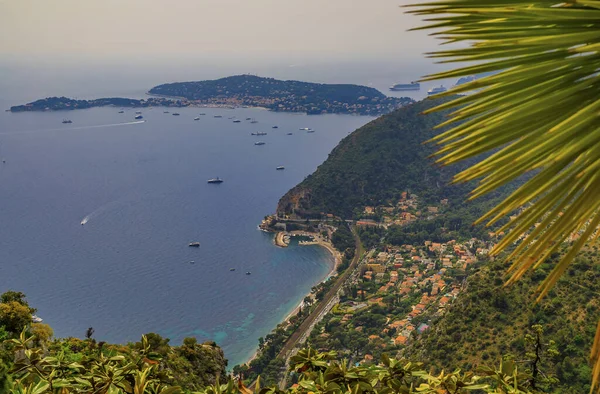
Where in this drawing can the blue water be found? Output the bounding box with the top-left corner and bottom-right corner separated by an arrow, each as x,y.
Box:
0,105 -> 372,366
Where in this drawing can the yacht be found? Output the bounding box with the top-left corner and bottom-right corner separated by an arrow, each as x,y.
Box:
390,81 -> 421,91
194,117 -> 200,120
287,132 -> 293,135
245,271 -> 251,275
62,119 -> 72,124
233,119 -> 241,123
199,113 -> 206,116
135,111 -> 142,114
32,315 -> 43,323
272,126 -> 278,129
118,110 -> 124,113
427,85 -> 448,95
207,177 -> 224,184
306,129 -> 315,133
246,118 -> 252,121
251,132 -> 267,136
214,115 -> 222,118
254,141 -> 266,146
299,127 -> 310,131
189,242 -> 200,247
172,113 -> 180,116
134,115 -> 143,120
163,111 -> 170,113
230,268 -> 236,271
276,166 -> 285,170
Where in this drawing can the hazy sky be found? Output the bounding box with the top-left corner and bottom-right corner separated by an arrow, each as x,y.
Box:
0,0 -> 436,62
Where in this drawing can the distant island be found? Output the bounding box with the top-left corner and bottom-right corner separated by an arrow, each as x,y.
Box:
10,75 -> 414,116
149,75 -> 413,115
9,96 -> 189,112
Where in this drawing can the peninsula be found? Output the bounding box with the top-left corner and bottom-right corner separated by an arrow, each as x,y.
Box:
10,75 -> 413,116
149,75 -> 413,115
9,96 -> 189,112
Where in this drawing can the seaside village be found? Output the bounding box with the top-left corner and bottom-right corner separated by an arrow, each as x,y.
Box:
301,191 -> 498,361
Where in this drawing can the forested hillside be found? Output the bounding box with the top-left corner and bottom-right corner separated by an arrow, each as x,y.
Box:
402,251 -> 600,393
276,98 -> 473,219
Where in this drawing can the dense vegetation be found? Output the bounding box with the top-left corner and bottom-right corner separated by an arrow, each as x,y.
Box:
9,96 -> 187,112
0,291 -> 227,393
402,251 -> 600,393
276,98 -> 471,219
149,75 -> 412,115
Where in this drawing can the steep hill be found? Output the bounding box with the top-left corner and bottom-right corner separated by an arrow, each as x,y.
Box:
276,98 -> 472,219
402,254 -> 600,393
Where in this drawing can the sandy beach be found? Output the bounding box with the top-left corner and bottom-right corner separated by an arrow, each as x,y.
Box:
240,232 -> 341,367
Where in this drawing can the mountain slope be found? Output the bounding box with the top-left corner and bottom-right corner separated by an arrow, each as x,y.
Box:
276,98 -> 472,219
402,254 -> 599,393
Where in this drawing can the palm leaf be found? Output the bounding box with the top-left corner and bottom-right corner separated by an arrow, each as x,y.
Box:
407,0 -> 600,392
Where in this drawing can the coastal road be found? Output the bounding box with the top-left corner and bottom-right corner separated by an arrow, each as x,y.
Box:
276,228 -> 364,387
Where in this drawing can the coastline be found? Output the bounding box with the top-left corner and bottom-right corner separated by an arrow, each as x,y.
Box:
239,233 -> 341,367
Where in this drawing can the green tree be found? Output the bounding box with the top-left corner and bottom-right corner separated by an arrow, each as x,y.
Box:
0,301 -> 31,334
410,1 -> 600,390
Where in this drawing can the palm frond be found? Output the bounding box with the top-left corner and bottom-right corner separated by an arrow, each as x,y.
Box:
408,1 -> 600,391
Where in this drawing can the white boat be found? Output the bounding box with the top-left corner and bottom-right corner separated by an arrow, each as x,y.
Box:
134,115 -> 143,120
390,82 -> 421,91
32,315 -> 43,323
254,141 -> 266,146
194,117 -> 200,120
427,85 -> 448,95
276,166 -> 285,170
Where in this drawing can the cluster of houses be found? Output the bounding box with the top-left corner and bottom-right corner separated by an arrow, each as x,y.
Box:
357,192 -> 448,228
180,94 -> 409,116
322,235 -> 495,362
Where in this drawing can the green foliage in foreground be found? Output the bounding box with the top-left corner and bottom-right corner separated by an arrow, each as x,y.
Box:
409,1 -> 600,390
6,336 -> 559,394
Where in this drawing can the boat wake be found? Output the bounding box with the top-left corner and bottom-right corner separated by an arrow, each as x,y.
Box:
79,199 -> 130,226
0,120 -> 146,136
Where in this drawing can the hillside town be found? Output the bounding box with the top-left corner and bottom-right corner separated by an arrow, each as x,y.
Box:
307,232 -> 494,363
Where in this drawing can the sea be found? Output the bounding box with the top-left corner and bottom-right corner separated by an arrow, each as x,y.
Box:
0,58 -> 443,367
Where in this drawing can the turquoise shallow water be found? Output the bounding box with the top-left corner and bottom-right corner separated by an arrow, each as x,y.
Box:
0,104 -> 372,366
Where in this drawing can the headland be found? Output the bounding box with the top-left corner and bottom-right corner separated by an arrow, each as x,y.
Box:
9,75 -> 413,116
